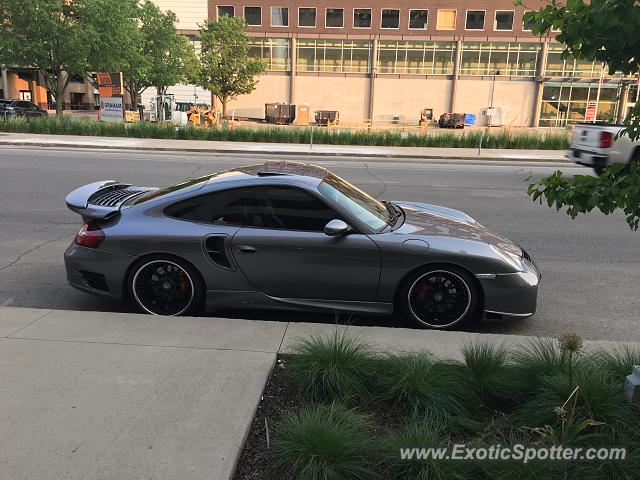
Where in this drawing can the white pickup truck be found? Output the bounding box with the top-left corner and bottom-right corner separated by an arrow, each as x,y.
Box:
566,123 -> 640,175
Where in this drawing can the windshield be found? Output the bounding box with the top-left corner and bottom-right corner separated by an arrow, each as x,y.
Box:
318,172 -> 393,231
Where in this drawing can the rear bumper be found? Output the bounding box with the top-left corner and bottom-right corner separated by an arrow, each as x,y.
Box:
478,261 -> 541,319
64,243 -> 135,300
566,148 -> 609,168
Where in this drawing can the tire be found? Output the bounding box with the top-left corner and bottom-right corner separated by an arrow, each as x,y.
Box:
398,265 -> 479,329
127,255 -> 204,316
594,166 -> 606,176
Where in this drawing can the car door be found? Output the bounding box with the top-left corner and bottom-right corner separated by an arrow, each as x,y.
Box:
230,185 -> 381,301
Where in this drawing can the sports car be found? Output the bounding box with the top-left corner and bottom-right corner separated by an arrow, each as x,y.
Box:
64,161 -> 540,329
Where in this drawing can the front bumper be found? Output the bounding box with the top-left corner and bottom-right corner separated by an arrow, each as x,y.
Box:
566,148 -> 609,168
477,260 -> 541,319
64,243 -> 135,300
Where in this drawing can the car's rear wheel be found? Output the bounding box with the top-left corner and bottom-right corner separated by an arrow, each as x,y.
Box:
128,255 -> 204,316
594,166 -> 606,176
398,266 -> 479,329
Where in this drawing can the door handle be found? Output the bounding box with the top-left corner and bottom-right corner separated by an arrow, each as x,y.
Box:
236,245 -> 258,254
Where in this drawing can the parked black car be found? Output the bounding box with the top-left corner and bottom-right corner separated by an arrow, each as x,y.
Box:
0,100 -> 48,119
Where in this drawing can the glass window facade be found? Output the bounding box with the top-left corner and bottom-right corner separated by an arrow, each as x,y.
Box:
539,82 -> 622,127
353,8 -> 371,28
378,41 -> 455,75
296,39 -> 371,73
244,6 -> 261,26
325,8 -> 344,28
381,9 -> 400,29
544,45 -> 604,78
271,7 -> 288,27
298,7 -> 316,27
408,10 -> 428,30
460,42 -> 539,76
249,38 -> 291,71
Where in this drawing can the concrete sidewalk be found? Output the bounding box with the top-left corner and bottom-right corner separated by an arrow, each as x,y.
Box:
2,306 -> 633,480
0,132 -> 568,161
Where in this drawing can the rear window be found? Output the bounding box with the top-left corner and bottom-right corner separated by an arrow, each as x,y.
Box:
134,176 -> 211,205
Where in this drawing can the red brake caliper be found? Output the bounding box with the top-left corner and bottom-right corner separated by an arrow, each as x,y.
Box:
415,280 -> 432,302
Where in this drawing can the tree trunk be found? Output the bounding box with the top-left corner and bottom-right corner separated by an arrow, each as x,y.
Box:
129,81 -> 138,110
55,70 -> 66,117
222,99 -> 227,118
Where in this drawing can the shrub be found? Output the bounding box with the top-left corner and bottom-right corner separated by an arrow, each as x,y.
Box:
374,352 -> 476,424
273,403 -> 375,480
0,116 -> 569,149
462,343 -> 521,408
286,332 -> 376,402
381,420 -> 469,480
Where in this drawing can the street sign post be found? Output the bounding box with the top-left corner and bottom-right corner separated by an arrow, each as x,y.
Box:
99,97 -> 124,123
97,73 -> 124,122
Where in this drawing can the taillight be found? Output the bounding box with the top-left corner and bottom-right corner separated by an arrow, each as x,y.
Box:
599,131 -> 613,148
74,222 -> 105,248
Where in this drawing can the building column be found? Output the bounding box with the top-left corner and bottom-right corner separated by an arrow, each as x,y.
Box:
531,41 -> 549,127
449,40 -> 462,113
0,66 -> 8,99
289,36 -> 296,104
84,77 -> 95,110
367,38 -> 378,126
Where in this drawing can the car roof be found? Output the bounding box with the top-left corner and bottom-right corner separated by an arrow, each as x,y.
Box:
204,161 -> 329,187
240,161 -> 328,179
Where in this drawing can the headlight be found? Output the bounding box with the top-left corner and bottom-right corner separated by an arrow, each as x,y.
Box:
489,245 -> 525,272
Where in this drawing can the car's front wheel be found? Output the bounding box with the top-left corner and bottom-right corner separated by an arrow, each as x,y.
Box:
398,266 -> 479,329
128,255 -> 204,316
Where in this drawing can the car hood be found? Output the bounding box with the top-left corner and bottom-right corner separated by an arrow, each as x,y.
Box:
394,201 -> 523,256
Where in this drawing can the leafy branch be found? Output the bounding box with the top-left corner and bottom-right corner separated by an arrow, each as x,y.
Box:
528,162 -> 640,230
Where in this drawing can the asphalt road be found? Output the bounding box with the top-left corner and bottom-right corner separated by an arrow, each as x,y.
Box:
1,146 -> 638,341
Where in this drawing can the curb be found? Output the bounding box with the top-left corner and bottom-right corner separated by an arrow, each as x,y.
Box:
0,140 -> 569,163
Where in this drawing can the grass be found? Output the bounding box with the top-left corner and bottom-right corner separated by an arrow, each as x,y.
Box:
259,333 -> 640,480
373,352 -> 476,424
462,343 -> 521,408
381,420 -> 470,480
286,332 -> 376,403
0,116 -> 570,149
272,403 -> 375,480
591,345 -> 640,381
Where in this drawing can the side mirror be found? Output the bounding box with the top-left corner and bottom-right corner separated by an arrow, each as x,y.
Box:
324,219 -> 351,236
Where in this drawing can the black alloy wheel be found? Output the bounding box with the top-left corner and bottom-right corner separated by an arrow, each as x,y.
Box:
399,267 -> 478,329
130,256 -> 203,316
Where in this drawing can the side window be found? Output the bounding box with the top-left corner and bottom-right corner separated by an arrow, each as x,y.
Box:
164,189 -> 246,225
165,186 -> 339,231
255,186 -> 339,231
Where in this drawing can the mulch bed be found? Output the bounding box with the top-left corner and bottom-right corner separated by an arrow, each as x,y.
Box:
233,359 -> 516,480
233,360 -> 297,480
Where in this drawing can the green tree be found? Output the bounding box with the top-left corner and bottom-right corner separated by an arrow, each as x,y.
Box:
123,1 -> 200,109
0,0 -> 138,116
197,16 -> 265,117
522,0 -> 640,230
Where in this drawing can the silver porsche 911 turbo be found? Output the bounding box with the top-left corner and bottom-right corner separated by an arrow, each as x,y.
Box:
64,161 -> 540,329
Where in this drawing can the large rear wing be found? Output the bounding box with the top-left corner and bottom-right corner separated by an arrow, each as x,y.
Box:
65,180 -> 156,222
